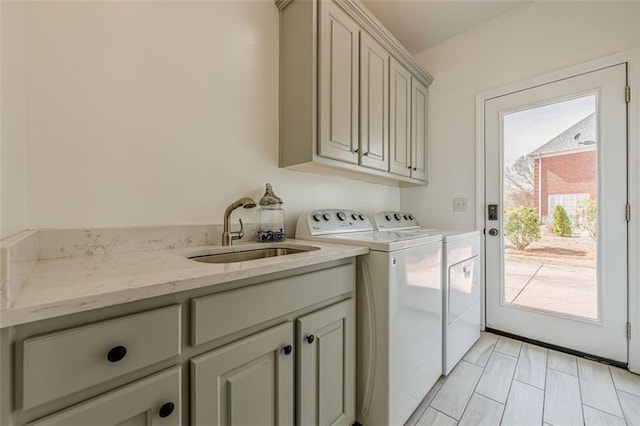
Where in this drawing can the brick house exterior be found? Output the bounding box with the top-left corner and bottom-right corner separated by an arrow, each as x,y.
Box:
529,113 -> 596,218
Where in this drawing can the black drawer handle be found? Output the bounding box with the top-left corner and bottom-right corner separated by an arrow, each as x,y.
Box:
159,402 -> 175,418
106,345 -> 127,363
306,335 -> 315,344
283,345 -> 293,355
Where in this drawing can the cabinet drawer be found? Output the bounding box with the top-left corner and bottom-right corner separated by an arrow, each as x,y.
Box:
191,263 -> 354,346
28,366 -> 181,425
22,305 -> 181,410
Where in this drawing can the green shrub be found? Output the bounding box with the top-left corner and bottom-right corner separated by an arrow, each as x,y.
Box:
552,205 -> 572,236
504,207 -> 541,250
575,198 -> 597,240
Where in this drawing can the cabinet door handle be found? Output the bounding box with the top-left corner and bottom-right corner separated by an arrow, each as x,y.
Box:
363,152 -> 369,156
159,402 -> 175,418
306,335 -> 315,344
283,345 -> 293,355
407,166 -> 411,169
354,148 -> 359,153
413,167 -> 417,171
106,345 -> 127,363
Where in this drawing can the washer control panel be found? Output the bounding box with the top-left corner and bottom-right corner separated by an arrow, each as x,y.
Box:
373,211 -> 420,230
296,209 -> 372,236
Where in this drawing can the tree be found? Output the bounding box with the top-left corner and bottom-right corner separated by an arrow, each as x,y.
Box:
504,207 -> 541,250
575,198 -> 597,240
552,205 -> 572,236
504,156 -> 534,208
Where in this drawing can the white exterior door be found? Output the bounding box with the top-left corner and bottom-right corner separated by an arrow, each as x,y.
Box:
485,64 -> 628,362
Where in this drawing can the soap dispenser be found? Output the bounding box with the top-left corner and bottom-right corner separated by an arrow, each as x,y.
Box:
257,183 -> 285,242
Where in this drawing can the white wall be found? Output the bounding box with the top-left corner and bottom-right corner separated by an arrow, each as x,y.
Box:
402,1 -> 640,230
0,1 -> 28,239
21,1 -> 398,233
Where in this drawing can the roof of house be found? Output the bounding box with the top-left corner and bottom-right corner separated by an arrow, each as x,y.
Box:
528,112 -> 596,156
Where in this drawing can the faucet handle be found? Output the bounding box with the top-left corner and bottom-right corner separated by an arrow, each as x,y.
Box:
233,218 -> 245,241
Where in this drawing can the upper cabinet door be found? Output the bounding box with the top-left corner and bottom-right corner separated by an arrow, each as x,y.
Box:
389,58 -> 412,177
191,322 -> 294,426
297,300 -> 355,426
318,1 -> 359,164
359,31 -> 389,171
411,77 -> 428,182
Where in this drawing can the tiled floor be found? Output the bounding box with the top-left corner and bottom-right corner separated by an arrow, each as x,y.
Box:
406,332 -> 640,426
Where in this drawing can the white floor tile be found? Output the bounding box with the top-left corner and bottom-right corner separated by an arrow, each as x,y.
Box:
416,407 -> 458,426
583,405 -> 627,426
544,368 -> 583,426
514,343 -> 547,389
618,390 -> 640,426
430,361 -> 483,420
463,333 -> 498,367
501,380 -> 544,426
458,393 -> 504,426
547,349 -> 578,376
578,358 -> 624,417
475,352 -> 517,404
494,336 -> 522,358
610,366 -> 640,397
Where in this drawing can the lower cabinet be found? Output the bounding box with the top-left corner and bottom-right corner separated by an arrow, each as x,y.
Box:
28,366 -> 181,426
190,299 -> 355,426
297,299 -> 355,426
8,262 -> 356,426
190,322 -> 295,425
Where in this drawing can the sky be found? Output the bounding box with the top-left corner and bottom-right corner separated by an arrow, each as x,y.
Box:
503,95 -> 596,165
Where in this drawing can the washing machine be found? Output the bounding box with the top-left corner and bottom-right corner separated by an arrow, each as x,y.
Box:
374,212 -> 481,375
296,210 -> 443,425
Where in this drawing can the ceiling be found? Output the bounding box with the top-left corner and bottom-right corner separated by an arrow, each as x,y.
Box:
361,0 -> 532,54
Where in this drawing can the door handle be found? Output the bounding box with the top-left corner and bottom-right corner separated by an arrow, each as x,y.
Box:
488,228 -> 499,236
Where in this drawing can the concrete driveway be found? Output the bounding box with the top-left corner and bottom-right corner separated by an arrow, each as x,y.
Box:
505,260 -> 597,319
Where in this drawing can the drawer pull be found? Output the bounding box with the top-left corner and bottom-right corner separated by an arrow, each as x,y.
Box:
306,335 -> 315,344
106,345 -> 127,363
159,402 -> 175,418
283,345 -> 293,355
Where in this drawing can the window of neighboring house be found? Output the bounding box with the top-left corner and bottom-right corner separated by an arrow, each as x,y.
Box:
548,193 -> 590,217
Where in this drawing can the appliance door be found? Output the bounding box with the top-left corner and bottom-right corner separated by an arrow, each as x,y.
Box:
388,242 -> 442,425
448,256 -> 480,324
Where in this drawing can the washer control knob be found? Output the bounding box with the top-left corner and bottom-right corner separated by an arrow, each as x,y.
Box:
385,214 -> 392,221
322,213 -> 331,221
404,214 -> 409,220
408,214 -> 414,220
394,213 -> 402,221
312,214 -> 322,222
337,211 -> 346,221
351,213 -> 358,221
359,214 -> 366,221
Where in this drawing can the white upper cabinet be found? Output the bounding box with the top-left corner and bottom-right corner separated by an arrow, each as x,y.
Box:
411,76 -> 429,182
277,0 -> 433,186
359,31 -> 389,171
319,0 -> 360,164
389,58 -> 412,177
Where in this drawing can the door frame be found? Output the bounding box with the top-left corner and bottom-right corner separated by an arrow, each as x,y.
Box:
475,49 -> 640,372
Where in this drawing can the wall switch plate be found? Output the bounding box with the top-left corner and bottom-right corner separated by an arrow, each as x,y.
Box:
453,197 -> 468,212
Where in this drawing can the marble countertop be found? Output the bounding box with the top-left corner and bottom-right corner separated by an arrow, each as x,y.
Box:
0,239 -> 367,328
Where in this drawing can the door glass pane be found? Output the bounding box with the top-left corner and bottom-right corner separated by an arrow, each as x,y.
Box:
502,95 -> 597,319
